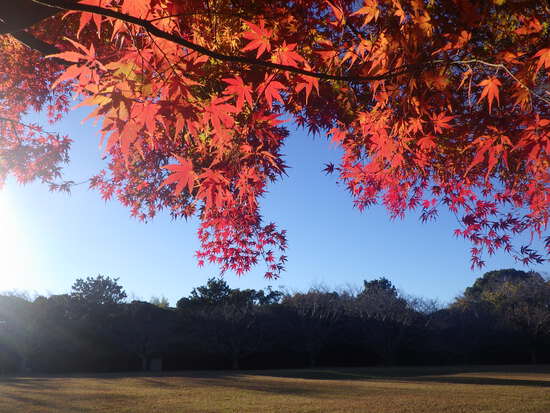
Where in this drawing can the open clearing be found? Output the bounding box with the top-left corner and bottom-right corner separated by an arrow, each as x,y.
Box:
1,365 -> 549,413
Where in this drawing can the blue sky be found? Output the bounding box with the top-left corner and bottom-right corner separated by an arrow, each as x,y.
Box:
0,108 -> 547,305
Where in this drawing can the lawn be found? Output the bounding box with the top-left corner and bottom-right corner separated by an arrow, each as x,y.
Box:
1,365 -> 549,413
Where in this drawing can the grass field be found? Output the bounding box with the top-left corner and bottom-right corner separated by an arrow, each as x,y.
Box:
1,365 -> 549,413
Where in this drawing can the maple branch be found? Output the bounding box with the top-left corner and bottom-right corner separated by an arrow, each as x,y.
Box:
10,30 -> 60,55
145,31 -> 188,90
452,59 -> 550,106
0,1 -> 58,34
148,11 -> 249,23
31,0 -> 417,83
46,177 -> 92,194
0,2 -> 61,56
0,116 -> 61,136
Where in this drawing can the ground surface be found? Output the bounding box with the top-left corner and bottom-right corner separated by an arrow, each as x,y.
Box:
1,365 -> 549,413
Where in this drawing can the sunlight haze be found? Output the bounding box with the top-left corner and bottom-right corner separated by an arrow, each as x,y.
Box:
0,188 -> 36,291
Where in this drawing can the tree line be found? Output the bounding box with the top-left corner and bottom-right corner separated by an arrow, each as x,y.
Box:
1,269 -> 549,374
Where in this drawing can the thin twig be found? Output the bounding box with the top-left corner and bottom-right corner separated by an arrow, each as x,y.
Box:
453,59 -> 550,105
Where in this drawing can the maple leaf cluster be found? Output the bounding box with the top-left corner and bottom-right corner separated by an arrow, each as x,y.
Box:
0,0 -> 548,277
0,35 -> 71,188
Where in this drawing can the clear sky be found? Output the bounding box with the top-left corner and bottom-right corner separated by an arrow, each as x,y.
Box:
0,108 -> 547,305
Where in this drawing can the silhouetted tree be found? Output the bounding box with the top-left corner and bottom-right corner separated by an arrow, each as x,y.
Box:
0,294 -> 33,373
352,278 -> 417,365
70,275 -> 127,305
117,301 -> 176,371
462,271 -> 550,363
462,269 -> 539,301
2,269 -> 549,373
149,296 -> 170,309
178,278 -> 282,369
282,288 -> 344,367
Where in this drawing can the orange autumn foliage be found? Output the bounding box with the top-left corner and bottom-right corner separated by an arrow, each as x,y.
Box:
0,0 -> 548,277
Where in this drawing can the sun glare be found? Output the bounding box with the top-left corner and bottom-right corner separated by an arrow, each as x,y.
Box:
0,190 -> 33,292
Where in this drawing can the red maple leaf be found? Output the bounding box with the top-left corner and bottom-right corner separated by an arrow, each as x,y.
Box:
273,42 -> 305,68
261,76 -> 285,109
162,156 -> 196,196
534,48 -> 550,73
351,0 -> 380,26
241,20 -> 272,58
203,96 -> 237,135
120,0 -> 150,17
223,76 -> 253,111
478,77 -> 502,113
326,1 -> 345,25
197,169 -> 229,210
431,112 -> 454,134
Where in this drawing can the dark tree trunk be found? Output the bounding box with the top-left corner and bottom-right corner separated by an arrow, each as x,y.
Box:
308,350 -> 317,368
530,347 -> 538,364
139,355 -> 149,371
18,355 -> 29,374
382,349 -> 395,366
231,354 -> 240,370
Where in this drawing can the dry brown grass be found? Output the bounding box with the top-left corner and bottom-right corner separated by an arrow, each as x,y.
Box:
1,365 -> 549,413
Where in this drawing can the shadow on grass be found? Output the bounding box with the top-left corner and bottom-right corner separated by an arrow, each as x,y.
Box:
0,385 -> 98,413
0,380 -> 138,413
138,377 -> 180,388
138,365 -> 550,397
0,377 -> 62,390
412,375 -> 550,387
245,365 -> 550,388
187,376 -> 329,397
1,365 -> 549,393
2,393 -> 58,409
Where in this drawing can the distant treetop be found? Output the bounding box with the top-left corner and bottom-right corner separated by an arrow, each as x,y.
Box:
70,274 -> 127,305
